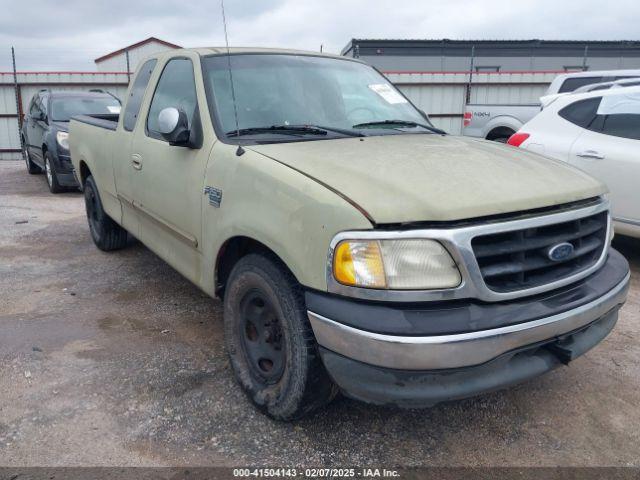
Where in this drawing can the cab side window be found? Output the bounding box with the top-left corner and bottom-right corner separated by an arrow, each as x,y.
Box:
146,58 -> 197,139
123,59 -> 157,132
558,77 -> 603,93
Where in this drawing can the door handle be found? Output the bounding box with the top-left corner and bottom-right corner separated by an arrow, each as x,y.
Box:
131,154 -> 143,170
576,150 -> 605,160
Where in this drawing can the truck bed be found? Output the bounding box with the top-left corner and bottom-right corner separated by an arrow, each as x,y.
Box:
462,104 -> 541,140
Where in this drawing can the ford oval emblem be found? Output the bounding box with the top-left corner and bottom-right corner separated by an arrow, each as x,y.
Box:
547,242 -> 574,262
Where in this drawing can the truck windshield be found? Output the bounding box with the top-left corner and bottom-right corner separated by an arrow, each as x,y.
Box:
50,96 -> 121,122
201,54 -> 436,140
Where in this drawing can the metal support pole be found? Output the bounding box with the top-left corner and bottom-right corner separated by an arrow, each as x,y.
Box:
466,45 -> 475,104
125,49 -> 131,82
12,46 -> 24,159
582,45 -> 589,71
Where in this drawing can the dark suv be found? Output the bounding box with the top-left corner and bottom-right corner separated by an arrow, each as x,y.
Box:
22,90 -> 121,193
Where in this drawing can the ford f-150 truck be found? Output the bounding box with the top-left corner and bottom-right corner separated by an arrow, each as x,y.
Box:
69,48 -> 630,420
463,69 -> 640,142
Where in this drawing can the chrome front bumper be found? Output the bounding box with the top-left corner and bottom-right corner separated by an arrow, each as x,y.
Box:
309,272 -> 629,371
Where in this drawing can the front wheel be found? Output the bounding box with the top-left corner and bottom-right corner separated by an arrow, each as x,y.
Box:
24,146 -> 41,174
84,175 -> 128,251
224,254 -> 337,420
44,152 -> 63,193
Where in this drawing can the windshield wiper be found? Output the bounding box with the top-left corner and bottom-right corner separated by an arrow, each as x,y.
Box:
226,124 -> 365,138
352,119 -> 446,135
306,124 -> 366,137
226,125 -> 328,137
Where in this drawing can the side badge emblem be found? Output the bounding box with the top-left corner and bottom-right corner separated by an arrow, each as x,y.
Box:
204,186 -> 223,208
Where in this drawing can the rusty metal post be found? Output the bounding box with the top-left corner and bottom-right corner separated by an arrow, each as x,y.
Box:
582,45 -> 589,71
126,49 -> 131,83
12,47 -> 24,159
466,45 -> 475,105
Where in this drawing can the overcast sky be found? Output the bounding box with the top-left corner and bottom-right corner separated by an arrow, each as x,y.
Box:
1,0 -> 638,71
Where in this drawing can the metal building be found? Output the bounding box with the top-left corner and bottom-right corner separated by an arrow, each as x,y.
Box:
341,39 -> 640,72
94,37 -> 181,73
341,39 -> 640,135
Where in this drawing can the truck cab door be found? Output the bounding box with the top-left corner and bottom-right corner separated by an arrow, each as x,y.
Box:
129,56 -> 207,284
112,58 -> 158,235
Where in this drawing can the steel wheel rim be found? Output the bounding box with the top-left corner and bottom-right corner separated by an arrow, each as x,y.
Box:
238,289 -> 286,384
45,158 -> 53,186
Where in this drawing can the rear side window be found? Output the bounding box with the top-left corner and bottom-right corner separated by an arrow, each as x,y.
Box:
558,97 -> 602,128
559,77 -> 604,93
123,59 -> 157,132
601,114 -> 640,140
146,58 -> 197,138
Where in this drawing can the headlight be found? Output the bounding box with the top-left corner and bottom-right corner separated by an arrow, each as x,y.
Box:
332,239 -> 461,290
56,131 -> 69,150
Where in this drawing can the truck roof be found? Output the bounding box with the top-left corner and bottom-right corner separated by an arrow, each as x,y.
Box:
149,47 -> 358,62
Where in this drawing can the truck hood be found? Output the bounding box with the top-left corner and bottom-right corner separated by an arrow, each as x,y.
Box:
248,134 -> 605,224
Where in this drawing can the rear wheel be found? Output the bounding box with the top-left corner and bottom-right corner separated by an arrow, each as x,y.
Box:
84,175 -> 128,251
44,152 -> 63,193
486,127 -> 515,143
224,254 -> 337,420
24,145 -> 41,174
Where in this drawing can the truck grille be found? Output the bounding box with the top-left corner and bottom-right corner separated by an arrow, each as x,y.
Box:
471,211 -> 608,293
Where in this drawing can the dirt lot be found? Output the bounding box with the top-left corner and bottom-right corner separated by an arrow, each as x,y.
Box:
1,159 -> 639,467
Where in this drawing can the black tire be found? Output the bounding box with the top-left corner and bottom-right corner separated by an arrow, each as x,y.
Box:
24,145 -> 41,174
84,175 -> 128,251
44,152 -> 63,193
224,254 -> 337,421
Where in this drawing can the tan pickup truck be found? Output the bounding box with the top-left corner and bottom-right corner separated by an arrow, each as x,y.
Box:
70,48 -> 630,420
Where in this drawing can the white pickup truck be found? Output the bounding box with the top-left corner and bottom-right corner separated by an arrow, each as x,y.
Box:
463,69 -> 640,142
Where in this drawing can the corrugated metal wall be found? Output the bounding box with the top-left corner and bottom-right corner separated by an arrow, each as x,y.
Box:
0,69 -> 559,158
388,71 -> 558,134
0,72 -> 129,160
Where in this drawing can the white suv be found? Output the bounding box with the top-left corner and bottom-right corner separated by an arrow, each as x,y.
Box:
508,86 -> 640,238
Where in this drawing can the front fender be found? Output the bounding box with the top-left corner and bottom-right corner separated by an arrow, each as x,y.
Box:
201,144 -> 372,293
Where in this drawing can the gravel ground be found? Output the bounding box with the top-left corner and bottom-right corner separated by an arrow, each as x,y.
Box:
1,160 -> 639,467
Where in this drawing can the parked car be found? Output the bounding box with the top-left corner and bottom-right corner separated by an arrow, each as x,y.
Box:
539,77 -> 640,109
573,77 -> 640,94
70,48 -> 629,420
507,86 -> 640,238
544,69 -> 640,96
463,69 -> 640,142
22,90 -> 121,193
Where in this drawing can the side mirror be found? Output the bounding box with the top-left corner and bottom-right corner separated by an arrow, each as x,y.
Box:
158,107 -> 190,146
